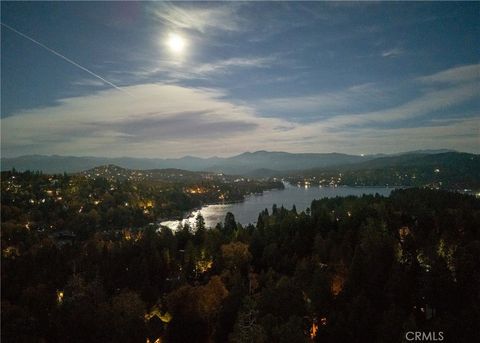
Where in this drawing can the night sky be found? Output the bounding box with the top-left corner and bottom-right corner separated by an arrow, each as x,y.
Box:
1,1 -> 479,157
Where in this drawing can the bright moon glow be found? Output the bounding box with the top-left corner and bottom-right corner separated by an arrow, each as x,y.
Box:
166,33 -> 186,54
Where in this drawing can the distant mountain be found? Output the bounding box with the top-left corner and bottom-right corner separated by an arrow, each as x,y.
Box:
344,152 -> 478,171
1,149 -> 471,176
395,149 -> 456,155
1,151 -> 371,174
207,151 -> 369,174
292,151 -> 480,190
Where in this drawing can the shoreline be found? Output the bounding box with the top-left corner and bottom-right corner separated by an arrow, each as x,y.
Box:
157,185 -> 284,224
157,185 -> 476,230
157,184 -> 402,229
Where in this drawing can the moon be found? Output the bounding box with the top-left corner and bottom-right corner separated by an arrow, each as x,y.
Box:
166,33 -> 186,54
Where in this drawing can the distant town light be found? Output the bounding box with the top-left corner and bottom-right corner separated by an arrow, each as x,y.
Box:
57,290 -> 64,304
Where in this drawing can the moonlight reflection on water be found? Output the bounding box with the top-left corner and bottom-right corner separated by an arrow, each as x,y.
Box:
160,184 -> 395,230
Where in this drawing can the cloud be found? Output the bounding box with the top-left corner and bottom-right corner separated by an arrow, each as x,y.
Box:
259,64 -> 479,127
381,47 -> 404,58
326,81 -> 478,127
2,64 -> 479,158
192,57 -> 275,75
258,82 -> 392,120
417,63 -> 480,85
71,79 -> 108,87
93,111 -> 258,142
252,64 -> 479,153
122,56 -> 278,85
151,3 -> 244,33
0,81 -> 362,157
338,64 -> 480,126
0,83 -> 293,157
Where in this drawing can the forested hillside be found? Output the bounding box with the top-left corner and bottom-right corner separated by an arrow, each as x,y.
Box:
2,188 -> 479,342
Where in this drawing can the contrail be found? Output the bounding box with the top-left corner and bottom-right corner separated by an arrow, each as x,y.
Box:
1,22 -> 132,96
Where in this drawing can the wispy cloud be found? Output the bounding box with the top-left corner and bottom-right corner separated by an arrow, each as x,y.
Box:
71,79 -> 108,87
192,57 -> 275,75
327,81 -> 478,127
343,64 -> 480,125
417,63 -> 480,85
151,2 -> 244,33
258,82 -> 392,120
381,47 -> 404,58
259,64 -> 479,128
122,55 -> 278,84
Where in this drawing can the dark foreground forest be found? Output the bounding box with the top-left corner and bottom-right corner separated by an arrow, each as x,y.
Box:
2,188 -> 479,342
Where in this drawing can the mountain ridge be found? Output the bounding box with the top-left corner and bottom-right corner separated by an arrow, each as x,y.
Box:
1,149 -> 466,175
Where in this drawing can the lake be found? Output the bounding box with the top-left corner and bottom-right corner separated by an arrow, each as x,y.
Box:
160,183 -> 395,230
